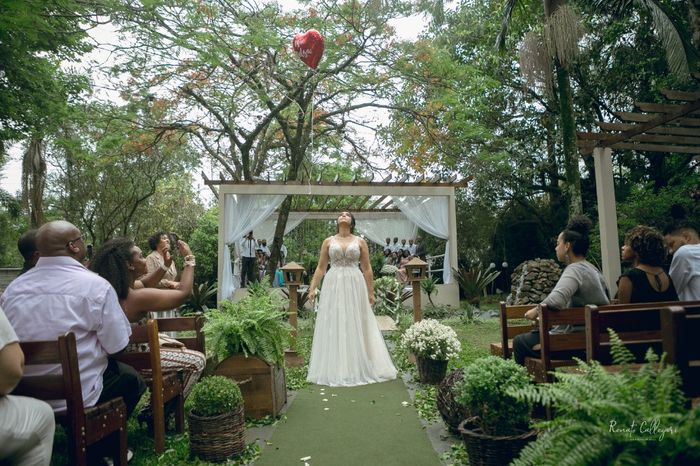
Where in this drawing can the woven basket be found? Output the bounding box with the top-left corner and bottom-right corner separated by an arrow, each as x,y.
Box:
189,405 -> 246,462
458,417 -> 536,466
416,357 -> 449,385
436,369 -> 468,434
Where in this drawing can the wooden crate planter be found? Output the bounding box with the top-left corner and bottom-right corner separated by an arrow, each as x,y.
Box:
213,353 -> 287,419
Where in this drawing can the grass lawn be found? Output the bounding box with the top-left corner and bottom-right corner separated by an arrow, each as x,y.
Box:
49,303 -> 502,465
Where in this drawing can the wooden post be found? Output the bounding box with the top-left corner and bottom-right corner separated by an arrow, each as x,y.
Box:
412,281 -> 422,322
281,261 -> 305,367
288,283 -> 298,349
593,146 -> 621,296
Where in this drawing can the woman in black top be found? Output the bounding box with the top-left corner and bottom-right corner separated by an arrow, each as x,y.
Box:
617,225 -> 678,303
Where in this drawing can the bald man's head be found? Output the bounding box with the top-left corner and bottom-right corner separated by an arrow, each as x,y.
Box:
36,220 -> 86,260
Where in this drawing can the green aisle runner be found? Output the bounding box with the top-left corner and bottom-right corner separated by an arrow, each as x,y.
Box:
255,379 -> 441,466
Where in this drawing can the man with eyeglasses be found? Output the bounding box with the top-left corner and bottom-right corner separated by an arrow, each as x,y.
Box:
0,220 -> 144,463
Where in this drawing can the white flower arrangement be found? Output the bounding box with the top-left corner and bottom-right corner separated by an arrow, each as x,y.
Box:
400,318 -> 461,361
379,264 -> 399,275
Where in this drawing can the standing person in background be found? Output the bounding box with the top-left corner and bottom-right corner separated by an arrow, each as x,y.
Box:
17,229 -> 40,274
261,239 -> 271,259
280,241 -> 288,266
414,236 -> 426,260
513,216 -> 610,365
390,237 -> 400,253
240,231 -> 257,288
0,305 -> 55,466
664,223 -> 700,301
408,238 -> 416,256
617,225 -> 677,303
383,237 -> 392,253
144,231 -> 179,289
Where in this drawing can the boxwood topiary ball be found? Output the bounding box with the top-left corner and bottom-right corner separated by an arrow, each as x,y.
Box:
186,375 -> 243,417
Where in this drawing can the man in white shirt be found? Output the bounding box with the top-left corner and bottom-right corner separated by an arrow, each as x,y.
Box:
240,230 -> 258,287
0,306 -> 55,466
280,241 -> 288,265
383,237 -> 392,253
0,221 -> 144,419
260,239 -> 271,258
390,236 -> 400,253
408,238 -> 417,256
664,223 -> 700,301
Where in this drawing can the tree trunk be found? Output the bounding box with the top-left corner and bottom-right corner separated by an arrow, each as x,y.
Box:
21,138 -> 46,228
554,61 -> 582,215
689,0 -> 700,51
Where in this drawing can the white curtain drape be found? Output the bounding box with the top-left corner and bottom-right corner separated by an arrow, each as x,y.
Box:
392,196 -> 451,284
354,217 -> 418,248
255,213 -> 309,244
221,194 -> 286,300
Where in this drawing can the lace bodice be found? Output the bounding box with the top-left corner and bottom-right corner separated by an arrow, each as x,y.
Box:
329,236 -> 360,268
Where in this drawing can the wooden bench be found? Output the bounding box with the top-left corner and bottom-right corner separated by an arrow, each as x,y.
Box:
661,306 -> 700,401
13,332 -> 128,466
116,319 -> 184,454
492,303 -> 534,359
586,300 -> 700,365
524,304 -> 587,382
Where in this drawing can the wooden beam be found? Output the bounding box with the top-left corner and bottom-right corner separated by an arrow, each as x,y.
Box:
634,101 -> 700,114
629,133 -> 700,145
614,112 -> 700,126
201,171 -> 219,198
596,121 -> 700,136
610,142 -> 700,154
354,195 -> 373,210
330,195 -> 347,211
367,195 -> 388,209
661,89 -> 700,101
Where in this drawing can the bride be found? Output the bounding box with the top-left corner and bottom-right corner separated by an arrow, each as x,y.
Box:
306,211 -> 397,386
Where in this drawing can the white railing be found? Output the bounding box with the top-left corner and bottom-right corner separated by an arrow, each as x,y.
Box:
426,254 -> 444,282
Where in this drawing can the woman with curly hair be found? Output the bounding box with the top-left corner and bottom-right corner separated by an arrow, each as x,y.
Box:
89,238 -> 205,400
513,215 -> 610,365
617,225 -> 677,303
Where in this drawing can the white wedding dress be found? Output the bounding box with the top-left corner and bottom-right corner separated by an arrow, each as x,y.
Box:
307,236 -> 398,387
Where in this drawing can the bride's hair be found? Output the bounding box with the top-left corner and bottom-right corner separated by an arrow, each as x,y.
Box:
336,211 -> 356,234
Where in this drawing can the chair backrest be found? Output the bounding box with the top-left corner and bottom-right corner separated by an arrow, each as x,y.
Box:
586,300 -> 700,364
498,302 -> 534,359
13,332 -> 85,441
154,315 -> 205,353
661,306 -> 700,398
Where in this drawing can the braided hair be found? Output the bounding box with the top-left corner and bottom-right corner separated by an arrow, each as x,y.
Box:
89,237 -> 134,300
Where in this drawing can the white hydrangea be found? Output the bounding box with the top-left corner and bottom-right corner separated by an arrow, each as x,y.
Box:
400,318 -> 461,361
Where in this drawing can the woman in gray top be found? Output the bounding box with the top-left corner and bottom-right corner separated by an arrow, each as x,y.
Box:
513,216 -> 610,365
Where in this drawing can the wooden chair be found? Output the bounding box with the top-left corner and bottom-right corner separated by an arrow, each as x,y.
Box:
524,304 -> 587,382
13,332 -> 128,466
661,306 -> 700,400
155,314 -> 214,374
116,319 -> 184,454
492,302 -> 533,359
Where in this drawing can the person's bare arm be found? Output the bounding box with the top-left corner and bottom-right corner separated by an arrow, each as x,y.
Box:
616,276 -> 633,304
308,238 -> 331,305
358,238 -> 375,306
0,342 -> 24,395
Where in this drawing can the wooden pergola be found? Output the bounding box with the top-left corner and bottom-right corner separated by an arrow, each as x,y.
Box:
577,74 -> 700,293
205,175 -> 469,305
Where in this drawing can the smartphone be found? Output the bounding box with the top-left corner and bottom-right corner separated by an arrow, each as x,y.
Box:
169,233 -> 179,251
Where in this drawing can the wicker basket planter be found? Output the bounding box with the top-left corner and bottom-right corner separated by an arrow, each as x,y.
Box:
436,369 -> 468,434
189,405 -> 246,462
416,356 -> 449,384
458,417 -> 536,466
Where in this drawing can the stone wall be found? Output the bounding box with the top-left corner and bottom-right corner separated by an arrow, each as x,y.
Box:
506,259 -> 562,305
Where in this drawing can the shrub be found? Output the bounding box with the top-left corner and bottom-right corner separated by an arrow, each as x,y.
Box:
510,331 -> 698,466
454,265 -> 500,305
401,318 -> 461,361
203,281 -> 291,366
455,356 -> 532,436
186,375 -> 243,417
374,276 -> 411,320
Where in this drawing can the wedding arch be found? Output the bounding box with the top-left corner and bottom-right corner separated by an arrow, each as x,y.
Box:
205,177 -> 468,304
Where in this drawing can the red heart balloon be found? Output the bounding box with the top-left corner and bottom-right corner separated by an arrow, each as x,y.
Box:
292,29 -> 325,70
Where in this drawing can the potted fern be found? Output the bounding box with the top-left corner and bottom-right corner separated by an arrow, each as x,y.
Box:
455,356 -> 536,466
205,282 -> 291,418
510,331 -> 700,466
187,376 -> 245,462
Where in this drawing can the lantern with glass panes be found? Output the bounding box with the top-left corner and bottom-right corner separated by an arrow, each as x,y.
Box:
404,257 -> 428,322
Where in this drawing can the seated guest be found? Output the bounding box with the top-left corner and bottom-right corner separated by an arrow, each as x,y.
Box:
664,223 -> 700,301
395,250 -> 412,283
0,221 -> 144,414
90,238 -> 205,400
17,228 -> 40,274
0,306 -> 55,465
617,225 -> 677,303
513,216 -> 610,365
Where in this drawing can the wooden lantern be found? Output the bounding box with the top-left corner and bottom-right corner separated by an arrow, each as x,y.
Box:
405,257 -> 428,282
281,261 -> 304,286
281,261 -> 305,366
405,257 -> 428,322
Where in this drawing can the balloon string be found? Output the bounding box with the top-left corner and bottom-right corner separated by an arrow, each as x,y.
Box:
308,73 -> 315,195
